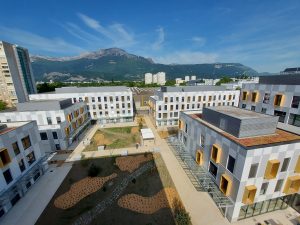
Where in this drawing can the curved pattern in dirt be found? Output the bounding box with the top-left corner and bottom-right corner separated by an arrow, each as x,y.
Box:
54,173 -> 117,209
116,154 -> 153,173
117,188 -> 178,214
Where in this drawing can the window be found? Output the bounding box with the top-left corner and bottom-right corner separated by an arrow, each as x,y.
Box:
52,132 -> 58,139
281,158 -> 290,172
92,97 -> 95,102
291,96 -> 300,108
21,136 -> 31,150
242,92 -> 247,101
251,106 -> 256,111
0,149 -> 11,168
249,163 -> 259,178
55,144 -> 61,150
283,175 -> 300,194
263,93 -> 270,104
242,104 -> 246,109
274,110 -> 286,123
211,144 -> 221,163
261,108 -> 267,114
98,97 -> 101,102
264,159 -> 280,179
12,142 -> 20,156
26,151 -> 36,165
209,162 -> 218,178
198,96 -> 201,102
288,113 -> 300,127
251,92 -> 258,102
242,185 -> 257,204
164,97 -> 168,103
47,117 -> 52,125
220,174 -> 232,196
3,169 -> 13,184
109,96 -> 113,102
185,124 -> 188,133
260,182 -> 268,195
195,150 -> 203,165
40,132 -> 48,140
56,117 -> 61,124
274,94 -> 283,106
208,96 -> 212,102
275,179 -> 284,192
227,155 -> 235,173
18,159 -> 26,172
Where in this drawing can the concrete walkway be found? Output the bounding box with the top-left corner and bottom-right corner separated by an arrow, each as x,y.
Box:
1,164 -> 72,225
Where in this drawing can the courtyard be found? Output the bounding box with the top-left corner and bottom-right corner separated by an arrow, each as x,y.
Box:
35,153 -> 189,225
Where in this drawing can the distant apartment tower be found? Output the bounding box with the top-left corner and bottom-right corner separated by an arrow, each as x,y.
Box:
144,73 -> 153,84
0,99 -> 90,152
184,76 -> 190,82
178,106 -> 300,222
144,72 -> 166,85
29,86 -> 134,124
191,75 -> 196,80
239,74 -> 300,130
0,121 -> 46,218
149,86 -> 240,127
0,41 -> 37,107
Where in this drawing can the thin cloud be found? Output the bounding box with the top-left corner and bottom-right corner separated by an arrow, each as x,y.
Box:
152,27 -> 165,50
0,26 -> 84,55
192,36 -> 206,47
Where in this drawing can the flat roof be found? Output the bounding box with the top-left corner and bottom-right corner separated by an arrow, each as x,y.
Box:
54,86 -> 130,93
141,128 -> 155,139
186,112 -> 300,149
205,106 -> 273,120
160,85 -> 227,92
0,121 -> 32,135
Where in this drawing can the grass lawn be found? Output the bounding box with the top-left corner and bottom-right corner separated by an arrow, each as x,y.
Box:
35,154 -> 183,225
84,126 -> 140,151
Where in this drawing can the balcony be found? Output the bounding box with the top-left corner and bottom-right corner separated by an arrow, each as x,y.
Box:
264,159 -> 280,179
242,185 -> 257,204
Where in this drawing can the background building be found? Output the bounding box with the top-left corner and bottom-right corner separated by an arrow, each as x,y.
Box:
239,74 -> 300,131
0,41 -> 37,107
29,86 -> 134,124
149,86 -> 240,127
178,106 -> 300,222
144,72 -> 166,85
0,121 -> 46,218
144,73 -> 152,84
0,99 -> 90,152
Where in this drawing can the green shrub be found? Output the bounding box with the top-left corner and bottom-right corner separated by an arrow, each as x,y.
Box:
173,198 -> 191,225
88,163 -> 101,177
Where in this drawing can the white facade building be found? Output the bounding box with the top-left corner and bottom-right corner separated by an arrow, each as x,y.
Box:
144,72 -> 166,85
0,41 -> 37,107
156,72 -> 166,85
0,99 -> 90,152
152,74 -> 158,83
239,74 -> 300,131
191,75 -> 196,80
177,106 -> 300,222
29,86 -> 134,124
144,73 -> 152,84
149,86 -> 240,127
185,76 -> 190,82
0,121 -> 47,218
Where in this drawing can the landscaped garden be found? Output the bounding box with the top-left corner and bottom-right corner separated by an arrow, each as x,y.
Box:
83,126 -> 140,151
35,153 -> 191,225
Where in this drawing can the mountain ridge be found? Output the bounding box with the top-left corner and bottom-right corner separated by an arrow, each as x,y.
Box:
30,48 -> 259,82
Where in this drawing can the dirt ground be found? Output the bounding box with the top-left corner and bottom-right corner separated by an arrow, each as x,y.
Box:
115,154 -> 153,172
35,154 -> 178,225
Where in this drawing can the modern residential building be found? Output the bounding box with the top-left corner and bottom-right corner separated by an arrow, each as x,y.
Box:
178,106 -> 300,222
0,99 -> 90,152
29,86 -> 134,124
144,73 -> 153,84
149,86 -> 240,127
191,75 -> 196,80
144,72 -> 166,85
0,121 -> 47,218
184,76 -> 190,82
239,74 -> 300,130
0,41 -> 37,107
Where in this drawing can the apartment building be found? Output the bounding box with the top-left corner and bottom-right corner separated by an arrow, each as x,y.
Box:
0,99 -> 90,152
239,74 -> 300,130
149,86 -> 240,127
29,86 -> 134,124
0,41 -> 37,107
178,106 -> 300,222
0,121 -> 46,218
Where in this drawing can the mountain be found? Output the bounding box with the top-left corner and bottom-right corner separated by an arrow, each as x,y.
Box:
30,48 -> 258,82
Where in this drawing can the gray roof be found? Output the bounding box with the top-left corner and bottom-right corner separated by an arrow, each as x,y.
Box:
54,86 -> 130,93
16,99 -> 73,111
160,85 -> 226,92
259,74 -> 300,85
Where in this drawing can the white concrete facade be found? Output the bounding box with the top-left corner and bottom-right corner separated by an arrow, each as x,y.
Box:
0,99 -> 90,152
29,86 -> 134,124
149,86 -> 240,127
0,121 -> 45,218
179,107 -> 300,222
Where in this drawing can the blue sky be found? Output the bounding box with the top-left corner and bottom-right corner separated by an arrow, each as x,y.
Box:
0,0 -> 300,72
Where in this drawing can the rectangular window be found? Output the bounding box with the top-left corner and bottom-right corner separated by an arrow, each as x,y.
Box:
242,104 -> 246,109
0,149 -> 11,168
12,142 -> 20,156
200,134 -> 205,148
18,159 -> 26,172
260,182 -> 268,195
198,96 -> 201,102
242,92 -> 247,101
209,162 -> 218,178
251,92 -> 257,102
274,110 -> 286,123
3,169 -> 13,184
291,96 -> 300,108
288,113 -> 300,127
261,108 -> 267,114
47,117 -> 52,125
274,94 -> 283,106
211,144 -> 221,163
251,106 -> 256,111
227,155 -> 235,173
98,97 -> 101,102
275,179 -> 284,192
92,97 -> 95,102
55,144 -> 61,150
281,158 -> 290,172
26,151 -> 36,165
40,132 -> 48,140
249,163 -> 259,178
56,117 -> 61,124
263,93 -> 270,104
52,132 -> 58,139
21,136 -> 31,150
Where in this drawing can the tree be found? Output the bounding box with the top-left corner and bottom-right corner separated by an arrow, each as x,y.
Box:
215,76 -> 233,86
0,100 -> 7,111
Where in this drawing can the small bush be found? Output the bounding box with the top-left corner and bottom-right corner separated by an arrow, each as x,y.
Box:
88,163 -> 101,177
102,186 -> 107,192
173,198 -> 191,225
131,178 -> 136,184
